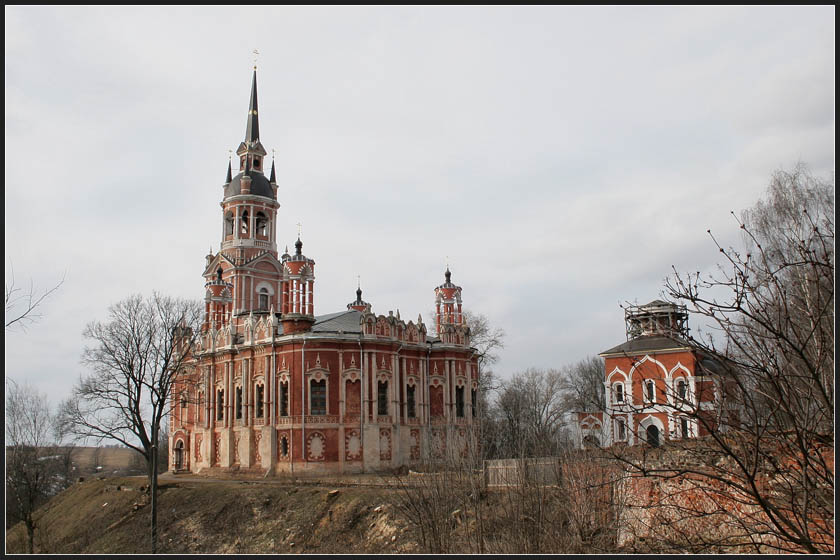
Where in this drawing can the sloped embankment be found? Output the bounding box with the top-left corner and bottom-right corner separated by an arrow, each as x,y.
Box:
5,476 -> 417,554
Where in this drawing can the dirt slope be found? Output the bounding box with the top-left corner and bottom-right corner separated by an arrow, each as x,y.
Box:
5,475 -> 418,554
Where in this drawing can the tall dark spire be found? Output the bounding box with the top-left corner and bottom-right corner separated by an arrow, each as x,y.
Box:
269,158 -> 276,183
225,160 -> 232,184
245,69 -> 259,143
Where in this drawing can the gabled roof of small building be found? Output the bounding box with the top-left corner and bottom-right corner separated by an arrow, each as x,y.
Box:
599,334 -> 693,357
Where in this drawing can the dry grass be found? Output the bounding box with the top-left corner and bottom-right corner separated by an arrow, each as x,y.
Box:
5,476 -> 417,554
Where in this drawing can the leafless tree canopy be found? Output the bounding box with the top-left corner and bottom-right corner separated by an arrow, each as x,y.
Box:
58,292 -> 202,553
559,355 -> 606,413
611,164 -> 834,553
5,381 -> 70,553
462,310 -> 505,375
491,368 -> 570,458
59,293 -> 202,473
4,265 -> 64,331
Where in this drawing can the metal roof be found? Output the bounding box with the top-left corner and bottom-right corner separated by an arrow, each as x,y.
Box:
599,335 -> 693,357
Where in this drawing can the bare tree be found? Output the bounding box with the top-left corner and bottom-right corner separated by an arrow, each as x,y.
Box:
463,310 -> 505,374
460,311 -> 505,462
5,380 -> 68,553
495,368 -> 567,458
4,264 -> 64,330
58,292 -> 202,553
559,355 -> 606,413
611,164 -> 834,553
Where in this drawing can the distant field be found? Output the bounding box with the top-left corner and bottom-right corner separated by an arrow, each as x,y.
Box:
66,447 -> 146,476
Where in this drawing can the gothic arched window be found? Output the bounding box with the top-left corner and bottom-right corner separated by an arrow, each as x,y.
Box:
240,210 -> 249,235
258,288 -> 269,311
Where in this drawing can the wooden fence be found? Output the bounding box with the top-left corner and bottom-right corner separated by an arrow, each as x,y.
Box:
483,457 -> 563,488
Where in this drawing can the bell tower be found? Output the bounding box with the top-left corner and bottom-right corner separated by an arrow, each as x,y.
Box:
219,68 -> 280,264
203,67 -> 285,325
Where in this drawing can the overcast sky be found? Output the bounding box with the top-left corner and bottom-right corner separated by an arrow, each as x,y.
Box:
5,6 -> 835,407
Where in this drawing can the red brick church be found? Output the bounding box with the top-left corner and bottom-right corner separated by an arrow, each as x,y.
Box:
576,300 -> 725,448
169,69 -> 479,474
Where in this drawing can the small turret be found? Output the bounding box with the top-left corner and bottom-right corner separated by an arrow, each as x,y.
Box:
347,283 -> 370,312
280,236 -> 316,334
434,266 -> 464,337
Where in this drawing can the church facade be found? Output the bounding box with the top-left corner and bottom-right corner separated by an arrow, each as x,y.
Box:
168,70 -> 479,474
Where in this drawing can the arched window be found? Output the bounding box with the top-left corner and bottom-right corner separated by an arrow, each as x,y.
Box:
174,440 -> 184,470
645,380 -> 656,403
258,288 -> 269,311
256,212 -> 268,237
407,385 -> 416,418
680,416 -> 690,438
471,388 -> 477,417
677,379 -> 687,400
240,210 -> 249,235
279,435 -> 289,457
311,380 -> 326,416
225,211 -> 234,236
255,384 -> 265,418
613,382 -> 625,404
377,381 -> 388,416
279,382 -> 289,416
455,386 -> 465,418
646,424 -> 660,447
235,386 -> 243,419
615,418 -> 627,441
216,388 -> 224,421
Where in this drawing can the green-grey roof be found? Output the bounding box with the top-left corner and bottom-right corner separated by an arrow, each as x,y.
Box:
311,310 -> 363,334
224,171 -> 274,199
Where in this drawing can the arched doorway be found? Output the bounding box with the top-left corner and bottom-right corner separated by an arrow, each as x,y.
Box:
174,440 -> 184,470
646,425 -> 660,447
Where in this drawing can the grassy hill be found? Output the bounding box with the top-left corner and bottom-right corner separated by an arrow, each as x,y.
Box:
5,475 -> 417,554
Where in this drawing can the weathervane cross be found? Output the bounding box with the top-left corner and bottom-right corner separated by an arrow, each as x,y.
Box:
297,222 -> 302,238
252,49 -> 260,69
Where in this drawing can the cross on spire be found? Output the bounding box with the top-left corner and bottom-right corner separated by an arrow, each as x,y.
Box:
252,49 -> 260,70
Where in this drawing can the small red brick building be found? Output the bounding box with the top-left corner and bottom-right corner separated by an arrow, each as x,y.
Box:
169,69 -> 479,474
577,301 -> 723,448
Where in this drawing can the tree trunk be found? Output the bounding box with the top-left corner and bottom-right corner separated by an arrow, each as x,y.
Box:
151,444 -> 158,554
25,517 -> 35,554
